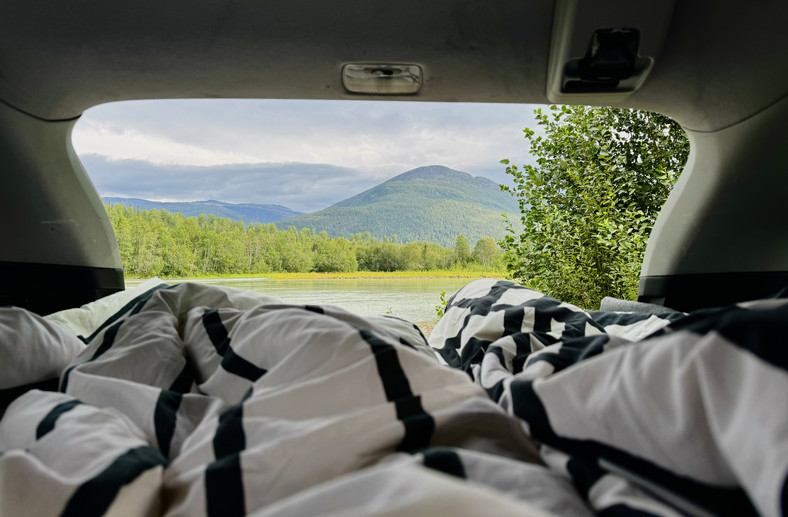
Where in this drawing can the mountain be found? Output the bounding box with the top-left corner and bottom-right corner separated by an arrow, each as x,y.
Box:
103,198 -> 302,224
276,165 -> 519,247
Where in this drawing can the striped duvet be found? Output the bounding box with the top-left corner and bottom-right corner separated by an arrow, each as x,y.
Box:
0,278 -> 786,516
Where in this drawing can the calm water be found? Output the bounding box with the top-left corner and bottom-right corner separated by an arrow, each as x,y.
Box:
126,277 -> 480,323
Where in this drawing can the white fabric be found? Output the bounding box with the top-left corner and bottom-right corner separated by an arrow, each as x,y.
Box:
250,459 -> 557,517
431,279 -> 788,517
0,281 -> 549,516
0,308 -> 84,389
45,277 -> 168,337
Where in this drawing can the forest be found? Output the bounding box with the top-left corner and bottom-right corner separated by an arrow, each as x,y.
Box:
106,203 -> 504,278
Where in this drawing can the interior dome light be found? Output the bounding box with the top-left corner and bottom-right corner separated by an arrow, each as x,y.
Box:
342,64 -> 422,95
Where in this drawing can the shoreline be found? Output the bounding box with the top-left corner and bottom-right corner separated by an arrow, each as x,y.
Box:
125,269 -> 505,282
124,273 -> 499,337
416,321 -> 437,338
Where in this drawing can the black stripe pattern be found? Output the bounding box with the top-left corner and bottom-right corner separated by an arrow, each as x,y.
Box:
597,505 -> 662,517
61,320 -> 125,392
202,309 -> 267,382
80,284 -> 170,344
154,390 -> 182,459
510,379 -> 759,516
421,447 -> 466,479
650,302 -> 788,372
36,399 -> 82,439
222,348 -> 267,382
360,329 -> 435,452
434,280 -> 611,374
205,392 -> 251,517
429,279 -> 788,515
169,362 -> 195,394
59,446 -> 167,517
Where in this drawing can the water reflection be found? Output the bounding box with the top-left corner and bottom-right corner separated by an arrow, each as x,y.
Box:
128,277 -> 476,323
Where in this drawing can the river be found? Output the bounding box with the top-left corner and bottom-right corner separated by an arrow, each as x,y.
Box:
126,277 -> 482,323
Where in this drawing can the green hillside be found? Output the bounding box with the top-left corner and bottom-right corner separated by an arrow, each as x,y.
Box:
276,165 -> 519,246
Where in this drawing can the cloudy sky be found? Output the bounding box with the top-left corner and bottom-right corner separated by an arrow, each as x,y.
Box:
73,99 -> 544,213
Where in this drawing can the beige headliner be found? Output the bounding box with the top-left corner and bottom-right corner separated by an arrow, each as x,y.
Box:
0,0 -> 786,131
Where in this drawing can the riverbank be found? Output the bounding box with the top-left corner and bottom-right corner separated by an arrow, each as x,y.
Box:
125,269 -> 505,282
416,321 -> 437,338
124,274 -> 490,333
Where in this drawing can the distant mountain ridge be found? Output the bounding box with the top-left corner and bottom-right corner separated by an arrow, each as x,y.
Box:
276,165 -> 519,246
103,198 -> 302,224
104,166 -> 520,247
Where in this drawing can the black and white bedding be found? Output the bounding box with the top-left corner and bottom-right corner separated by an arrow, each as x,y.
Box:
1,278 -> 786,516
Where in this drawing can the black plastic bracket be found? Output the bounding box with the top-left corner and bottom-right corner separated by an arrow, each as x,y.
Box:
0,261 -> 124,315
638,271 -> 788,312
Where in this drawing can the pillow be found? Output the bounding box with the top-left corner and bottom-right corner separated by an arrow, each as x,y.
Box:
0,308 -> 85,390
45,277 -> 168,338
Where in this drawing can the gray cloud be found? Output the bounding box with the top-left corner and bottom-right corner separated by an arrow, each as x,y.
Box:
75,99 -> 545,210
81,155 -> 381,212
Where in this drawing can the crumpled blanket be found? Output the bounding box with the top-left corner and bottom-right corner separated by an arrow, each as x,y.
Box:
1,278 -> 786,516
1,281 -> 570,516
430,279 -> 788,516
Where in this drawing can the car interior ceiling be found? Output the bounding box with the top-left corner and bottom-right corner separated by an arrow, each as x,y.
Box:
0,0 -> 786,313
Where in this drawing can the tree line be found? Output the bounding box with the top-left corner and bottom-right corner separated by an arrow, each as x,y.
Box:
106,203 -> 503,278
